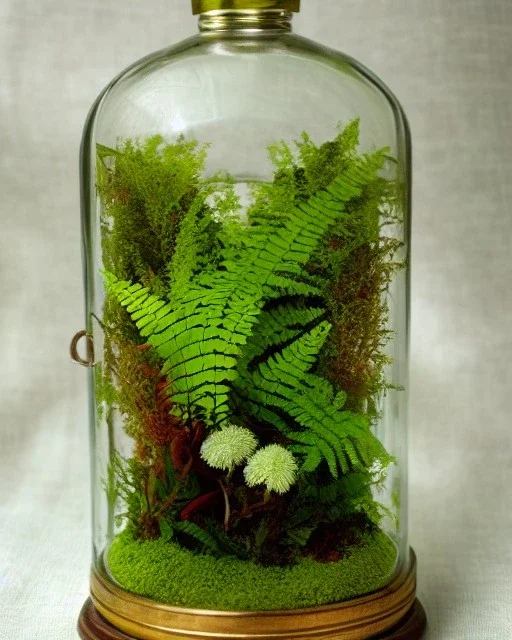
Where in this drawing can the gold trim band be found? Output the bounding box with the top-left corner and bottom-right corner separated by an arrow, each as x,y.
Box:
90,550 -> 417,640
192,1 -> 301,15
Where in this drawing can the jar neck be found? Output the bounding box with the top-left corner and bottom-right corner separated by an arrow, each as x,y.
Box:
198,9 -> 293,33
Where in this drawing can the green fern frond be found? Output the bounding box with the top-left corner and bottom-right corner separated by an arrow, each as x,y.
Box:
166,193 -> 210,299
233,321 -> 332,431
286,526 -> 315,548
294,444 -> 323,474
286,405 -> 387,478
172,521 -> 221,554
200,517 -> 249,559
240,305 -> 327,364
104,272 -> 256,424
105,151 -> 386,426
235,322 -> 388,479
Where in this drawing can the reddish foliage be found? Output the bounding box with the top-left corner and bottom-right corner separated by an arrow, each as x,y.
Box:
132,352 -> 223,525
304,514 -> 371,563
170,430 -> 192,474
135,343 -> 153,352
180,490 -> 222,521
170,420 -> 208,478
134,440 -> 152,463
143,374 -> 183,447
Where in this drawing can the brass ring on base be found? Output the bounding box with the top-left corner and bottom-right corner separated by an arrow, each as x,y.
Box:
78,549 -> 426,640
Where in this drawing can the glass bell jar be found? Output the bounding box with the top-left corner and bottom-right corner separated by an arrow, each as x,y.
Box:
73,1 -> 426,638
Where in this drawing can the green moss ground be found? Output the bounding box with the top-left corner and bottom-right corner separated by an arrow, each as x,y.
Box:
107,531 -> 397,611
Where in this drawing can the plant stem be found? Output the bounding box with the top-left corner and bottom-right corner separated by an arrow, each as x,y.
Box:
217,479 -> 231,531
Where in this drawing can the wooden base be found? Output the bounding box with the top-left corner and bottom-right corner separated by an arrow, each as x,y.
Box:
370,600 -> 426,639
78,597 -> 426,640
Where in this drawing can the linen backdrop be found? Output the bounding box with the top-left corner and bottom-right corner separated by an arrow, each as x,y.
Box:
1,0 -> 511,638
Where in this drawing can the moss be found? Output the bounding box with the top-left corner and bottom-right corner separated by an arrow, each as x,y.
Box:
97,136 -> 208,289
107,529 -> 397,611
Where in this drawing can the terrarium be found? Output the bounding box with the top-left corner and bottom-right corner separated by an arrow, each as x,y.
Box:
72,1 -> 426,638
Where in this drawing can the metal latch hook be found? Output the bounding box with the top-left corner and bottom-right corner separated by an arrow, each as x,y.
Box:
70,330 -> 95,367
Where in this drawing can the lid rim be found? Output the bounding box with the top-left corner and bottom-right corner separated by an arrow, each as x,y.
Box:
192,0 -> 300,15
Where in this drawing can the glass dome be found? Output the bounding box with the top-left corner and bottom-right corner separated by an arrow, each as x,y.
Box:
77,2 -> 420,638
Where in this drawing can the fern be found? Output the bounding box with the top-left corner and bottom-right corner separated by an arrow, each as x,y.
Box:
105,274 -> 252,425
235,322 -> 387,478
167,181 -> 241,299
201,517 -> 249,559
234,320 -> 330,427
231,304 -> 327,432
166,192 -> 211,299
238,304 -> 326,364
286,526 -> 316,548
105,151 -> 386,428
300,472 -> 394,528
173,521 -> 222,555
287,405 -> 387,478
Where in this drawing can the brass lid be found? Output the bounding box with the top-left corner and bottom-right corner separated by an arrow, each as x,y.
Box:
192,0 -> 300,15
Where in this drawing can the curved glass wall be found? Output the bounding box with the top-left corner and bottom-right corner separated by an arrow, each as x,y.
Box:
81,8 -> 411,612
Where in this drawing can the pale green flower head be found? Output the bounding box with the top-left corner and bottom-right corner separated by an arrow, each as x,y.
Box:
244,444 -> 298,494
200,424 -> 258,472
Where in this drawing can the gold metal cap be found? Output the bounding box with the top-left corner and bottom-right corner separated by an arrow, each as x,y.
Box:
192,0 -> 300,15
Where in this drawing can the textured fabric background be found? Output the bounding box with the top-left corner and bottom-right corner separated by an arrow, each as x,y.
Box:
1,1 -> 511,638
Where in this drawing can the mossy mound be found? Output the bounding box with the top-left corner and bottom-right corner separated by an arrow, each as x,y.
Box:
107,531 -> 397,611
